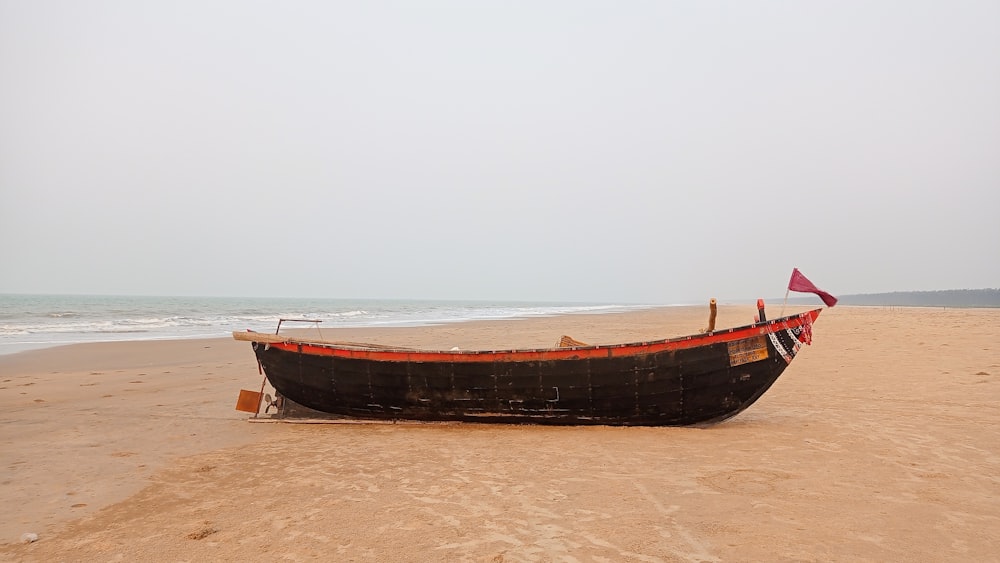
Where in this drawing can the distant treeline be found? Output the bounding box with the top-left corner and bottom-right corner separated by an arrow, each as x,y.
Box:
786,288 -> 1000,308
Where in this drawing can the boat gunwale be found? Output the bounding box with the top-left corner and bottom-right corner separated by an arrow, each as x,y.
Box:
235,308 -> 822,363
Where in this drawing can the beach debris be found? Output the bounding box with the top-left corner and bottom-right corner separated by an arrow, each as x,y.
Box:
556,335 -> 589,348
186,525 -> 219,540
20,532 -> 38,543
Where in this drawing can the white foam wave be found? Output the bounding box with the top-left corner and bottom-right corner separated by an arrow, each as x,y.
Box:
329,310 -> 369,318
0,296 -> 658,355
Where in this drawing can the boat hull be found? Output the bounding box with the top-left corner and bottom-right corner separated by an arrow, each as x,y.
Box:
246,310 -> 819,426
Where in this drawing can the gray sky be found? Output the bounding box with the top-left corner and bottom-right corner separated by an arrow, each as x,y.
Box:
1,1 -> 998,303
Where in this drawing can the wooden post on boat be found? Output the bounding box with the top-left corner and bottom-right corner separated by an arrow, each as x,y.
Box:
704,298 -> 717,333
757,299 -> 767,323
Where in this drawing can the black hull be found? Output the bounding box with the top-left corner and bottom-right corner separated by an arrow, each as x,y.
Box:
246,310 -> 818,426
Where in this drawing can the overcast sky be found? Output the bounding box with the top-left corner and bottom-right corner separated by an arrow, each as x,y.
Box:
1,1 -> 997,303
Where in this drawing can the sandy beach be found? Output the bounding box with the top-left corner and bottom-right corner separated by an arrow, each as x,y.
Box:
2,304 -> 998,561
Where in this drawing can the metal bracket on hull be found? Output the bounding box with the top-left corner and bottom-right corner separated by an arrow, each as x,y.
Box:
276,318 -> 324,338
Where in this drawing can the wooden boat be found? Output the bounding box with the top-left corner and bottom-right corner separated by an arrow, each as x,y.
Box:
233,305 -> 821,426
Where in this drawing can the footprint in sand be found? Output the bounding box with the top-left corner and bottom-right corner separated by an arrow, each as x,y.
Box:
71,503 -> 88,508
698,469 -> 793,495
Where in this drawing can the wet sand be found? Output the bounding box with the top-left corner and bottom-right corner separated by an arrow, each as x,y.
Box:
2,305 -> 998,561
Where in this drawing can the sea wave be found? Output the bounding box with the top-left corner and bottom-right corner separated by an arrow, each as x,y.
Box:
0,295 -> 656,355
329,310 -> 369,318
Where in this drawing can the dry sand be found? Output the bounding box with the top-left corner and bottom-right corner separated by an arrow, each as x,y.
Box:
1,305 -> 998,561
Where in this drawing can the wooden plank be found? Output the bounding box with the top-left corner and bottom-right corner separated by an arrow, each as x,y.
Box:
231,331 -> 415,350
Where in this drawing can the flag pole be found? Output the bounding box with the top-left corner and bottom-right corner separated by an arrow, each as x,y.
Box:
780,288 -> 789,317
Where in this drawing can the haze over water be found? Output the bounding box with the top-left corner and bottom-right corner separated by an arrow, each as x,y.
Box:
2,3 -> 997,303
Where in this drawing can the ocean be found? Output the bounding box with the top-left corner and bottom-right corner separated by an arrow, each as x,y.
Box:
0,294 -> 653,355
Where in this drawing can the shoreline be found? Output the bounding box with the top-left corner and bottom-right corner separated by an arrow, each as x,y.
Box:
8,300 -> 993,358
3,304 -> 998,560
0,303 -> 727,360
0,301 -> 668,358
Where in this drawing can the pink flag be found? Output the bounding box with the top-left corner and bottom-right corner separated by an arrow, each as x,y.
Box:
788,268 -> 838,307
